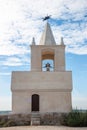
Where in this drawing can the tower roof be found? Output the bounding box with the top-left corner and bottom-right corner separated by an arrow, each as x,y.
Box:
39,22 -> 56,45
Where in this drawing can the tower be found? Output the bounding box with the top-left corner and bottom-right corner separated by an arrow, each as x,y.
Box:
31,22 -> 65,72
11,22 -> 72,113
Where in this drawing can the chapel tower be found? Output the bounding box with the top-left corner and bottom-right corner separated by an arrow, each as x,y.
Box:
31,22 -> 65,72
11,22 -> 72,113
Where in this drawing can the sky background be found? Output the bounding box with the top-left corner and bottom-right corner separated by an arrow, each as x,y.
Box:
0,0 -> 87,111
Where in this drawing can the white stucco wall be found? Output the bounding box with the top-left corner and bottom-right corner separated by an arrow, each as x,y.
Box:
31,45 -> 65,71
11,71 -> 72,91
11,71 -> 72,113
12,91 -> 72,113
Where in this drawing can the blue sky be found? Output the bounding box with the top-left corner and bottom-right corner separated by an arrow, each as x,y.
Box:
0,0 -> 87,110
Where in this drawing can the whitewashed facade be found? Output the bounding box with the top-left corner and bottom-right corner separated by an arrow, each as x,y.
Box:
11,22 -> 72,113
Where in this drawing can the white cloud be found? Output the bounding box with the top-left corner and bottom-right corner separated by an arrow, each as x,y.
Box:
1,56 -> 30,66
2,57 -> 23,66
0,0 -> 87,57
0,42 -> 29,56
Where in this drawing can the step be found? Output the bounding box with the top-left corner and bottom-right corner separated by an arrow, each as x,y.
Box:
31,112 -> 40,125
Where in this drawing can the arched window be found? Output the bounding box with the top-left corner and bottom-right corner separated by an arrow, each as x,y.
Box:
31,94 -> 39,112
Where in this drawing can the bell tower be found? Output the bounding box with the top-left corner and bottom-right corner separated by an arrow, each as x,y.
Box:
31,22 -> 65,72
11,22 -> 72,114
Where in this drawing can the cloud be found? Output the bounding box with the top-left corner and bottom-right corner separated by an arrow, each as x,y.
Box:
0,43 -> 30,56
2,57 -> 23,66
0,0 -> 87,57
0,55 -> 30,66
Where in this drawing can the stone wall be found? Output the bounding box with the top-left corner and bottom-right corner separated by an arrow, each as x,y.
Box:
0,113 -> 67,127
0,114 -> 31,127
40,113 -> 67,125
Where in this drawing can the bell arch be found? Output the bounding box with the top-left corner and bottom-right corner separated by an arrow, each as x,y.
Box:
41,48 -> 55,71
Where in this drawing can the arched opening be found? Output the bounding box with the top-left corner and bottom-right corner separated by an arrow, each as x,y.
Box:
41,49 -> 54,71
31,94 -> 39,112
42,59 -> 54,71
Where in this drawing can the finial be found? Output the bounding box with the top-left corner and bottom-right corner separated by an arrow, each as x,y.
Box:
42,15 -> 51,21
60,37 -> 64,45
32,37 -> 36,45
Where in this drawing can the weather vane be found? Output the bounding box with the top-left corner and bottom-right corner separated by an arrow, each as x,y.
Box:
42,15 -> 51,21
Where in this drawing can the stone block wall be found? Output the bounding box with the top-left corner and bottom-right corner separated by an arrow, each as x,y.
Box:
0,113 -> 67,126
0,114 -> 31,126
40,113 -> 67,125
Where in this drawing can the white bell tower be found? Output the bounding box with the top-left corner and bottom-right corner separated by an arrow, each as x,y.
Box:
11,22 -> 72,113
31,22 -> 65,72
